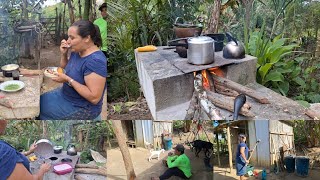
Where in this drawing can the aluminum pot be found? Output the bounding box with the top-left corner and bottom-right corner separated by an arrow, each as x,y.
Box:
168,36 -> 215,65
53,146 -> 63,154
1,64 -> 19,77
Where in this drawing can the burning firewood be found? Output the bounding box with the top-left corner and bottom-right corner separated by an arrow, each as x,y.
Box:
194,73 -> 224,120
206,90 -> 254,117
184,91 -> 198,120
211,74 -> 270,104
214,82 -> 240,97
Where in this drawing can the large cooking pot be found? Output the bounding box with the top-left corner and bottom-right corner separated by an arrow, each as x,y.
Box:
168,36 -> 215,65
1,64 -> 19,77
173,17 -> 203,38
223,32 -> 245,59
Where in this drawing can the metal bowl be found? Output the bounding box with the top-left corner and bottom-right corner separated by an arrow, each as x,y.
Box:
1,64 -> 19,77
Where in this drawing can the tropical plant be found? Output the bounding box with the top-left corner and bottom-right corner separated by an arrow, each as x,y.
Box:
248,28 -> 298,91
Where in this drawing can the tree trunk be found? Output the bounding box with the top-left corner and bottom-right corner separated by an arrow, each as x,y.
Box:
83,0 -> 91,20
67,0 -> 75,24
22,0 -> 31,58
111,120 -> 136,180
240,0 -> 254,50
22,0 -> 28,21
207,0 -> 221,33
184,120 -> 192,133
78,0 -> 82,19
42,121 -> 48,138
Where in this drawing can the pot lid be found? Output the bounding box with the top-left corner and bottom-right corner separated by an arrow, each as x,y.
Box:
188,36 -> 214,44
1,64 -> 19,71
35,139 -> 54,158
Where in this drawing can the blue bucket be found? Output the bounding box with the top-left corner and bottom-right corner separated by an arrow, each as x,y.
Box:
284,155 -> 295,173
295,156 -> 310,177
164,137 -> 172,150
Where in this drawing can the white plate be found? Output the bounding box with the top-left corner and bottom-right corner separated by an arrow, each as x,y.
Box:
0,80 -> 25,92
44,67 -> 65,78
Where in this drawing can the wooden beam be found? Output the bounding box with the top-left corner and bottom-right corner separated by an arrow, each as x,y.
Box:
227,126 -> 233,173
269,132 -> 294,136
206,90 -> 254,117
216,133 -> 221,167
211,74 -> 270,104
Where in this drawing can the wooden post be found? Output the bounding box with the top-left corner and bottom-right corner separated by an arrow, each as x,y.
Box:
66,0 -> 75,24
55,7 -> 59,44
111,120 -> 136,180
56,13 -> 62,45
207,0 -> 221,33
227,126 -> 233,173
83,0 -> 91,20
78,0 -> 82,19
216,133 -> 221,167
62,2 -> 66,38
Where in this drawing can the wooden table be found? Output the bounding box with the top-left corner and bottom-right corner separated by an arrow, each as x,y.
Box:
29,151 -> 80,180
0,73 -> 43,120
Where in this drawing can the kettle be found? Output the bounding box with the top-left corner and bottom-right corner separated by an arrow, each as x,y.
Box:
67,144 -> 77,156
223,32 -> 245,59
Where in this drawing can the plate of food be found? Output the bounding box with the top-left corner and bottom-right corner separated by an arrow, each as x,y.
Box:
44,67 -> 65,78
0,80 -> 25,92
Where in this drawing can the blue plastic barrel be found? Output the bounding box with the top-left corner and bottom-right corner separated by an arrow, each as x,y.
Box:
295,156 -> 310,177
163,137 -> 172,150
284,155 -> 295,173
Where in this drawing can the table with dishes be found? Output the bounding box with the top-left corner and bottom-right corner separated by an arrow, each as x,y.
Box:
29,140 -> 80,180
0,71 -> 43,120
0,64 -> 62,120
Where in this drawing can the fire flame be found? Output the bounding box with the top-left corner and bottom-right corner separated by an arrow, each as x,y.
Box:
208,67 -> 224,77
201,67 -> 224,89
202,70 -> 210,89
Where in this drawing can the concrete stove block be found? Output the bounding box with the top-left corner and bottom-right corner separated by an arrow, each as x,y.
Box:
135,47 -> 258,120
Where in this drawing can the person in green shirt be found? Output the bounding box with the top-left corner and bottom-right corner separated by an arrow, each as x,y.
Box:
94,3 -> 108,58
152,144 -> 192,180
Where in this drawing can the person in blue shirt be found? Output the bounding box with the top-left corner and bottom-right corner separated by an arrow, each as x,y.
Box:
236,134 -> 253,180
0,120 -> 51,180
39,20 -> 107,120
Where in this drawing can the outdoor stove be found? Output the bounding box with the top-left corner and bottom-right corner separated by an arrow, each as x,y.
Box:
135,47 -> 311,120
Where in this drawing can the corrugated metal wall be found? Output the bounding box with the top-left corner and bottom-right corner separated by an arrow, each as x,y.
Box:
269,121 -> 294,168
153,121 -> 173,136
134,120 -> 173,148
255,120 -> 270,168
248,120 -> 257,165
134,120 -> 153,147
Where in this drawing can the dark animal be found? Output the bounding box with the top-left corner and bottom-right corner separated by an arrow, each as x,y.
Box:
192,140 -> 213,158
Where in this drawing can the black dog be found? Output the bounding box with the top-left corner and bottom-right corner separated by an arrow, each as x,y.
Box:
192,140 -> 213,158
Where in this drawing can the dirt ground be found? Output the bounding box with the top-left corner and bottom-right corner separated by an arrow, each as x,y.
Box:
214,166 -> 320,180
108,124 -> 214,180
107,96 -> 152,120
108,146 -> 213,180
213,147 -> 320,180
